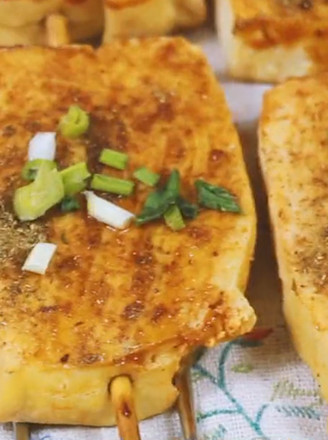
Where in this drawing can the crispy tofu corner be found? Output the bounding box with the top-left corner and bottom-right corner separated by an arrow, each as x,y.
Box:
217,0 -> 328,82
102,0 -> 207,40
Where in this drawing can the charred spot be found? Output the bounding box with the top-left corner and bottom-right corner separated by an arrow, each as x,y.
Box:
299,0 -> 313,9
2,125 -> 16,137
133,99 -> 175,133
165,134 -> 186,161
134,251 -> 153,265
122,300 -> 144,320
81,353 -> 103,364
117,350 -> 145,365
39,303 -> 72,314
189,226 -> 212,243
55,255 -> 81,272
156,40 -> 179,63
60,353 -> 70,364
152,304 -> 169,323
39,305 -> 58,313
87,112 -> 128,172
23,120 -> 41,132
210,149 -> 226,162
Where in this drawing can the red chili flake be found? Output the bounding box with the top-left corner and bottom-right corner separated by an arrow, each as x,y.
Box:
243,327 -> 273,341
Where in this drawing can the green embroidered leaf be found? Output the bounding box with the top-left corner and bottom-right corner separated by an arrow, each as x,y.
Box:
231,363 -> 254,373
275,405 -> 321,420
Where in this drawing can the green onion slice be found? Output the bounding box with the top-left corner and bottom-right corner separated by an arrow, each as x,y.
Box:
133,167 -> 160,186
14,163 -> 64,221
60,162 -> 91,196
59,105 -> 90,139
177,196 -> 199,219
99,148 -> 128,170
91,174 -> 135,196
195,180 -> 241,213
136,169 -> 180,225
21,159 -> 57,181
61,196 -> 80,213
164,205 -> 185,231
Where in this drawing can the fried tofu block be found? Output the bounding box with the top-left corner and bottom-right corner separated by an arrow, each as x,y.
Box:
0,38 -> 256,426
217,0 -> 328,82
259,75 -> 328,401
0,0 -> 103,45
102,0 -> 207,40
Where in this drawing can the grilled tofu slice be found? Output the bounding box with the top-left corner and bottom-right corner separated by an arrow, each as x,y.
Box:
0,0 -> 103,45
0,38 -> 256,426
217,0 -> 328,82
259,75 -> 328,402
102,0 -> 207,40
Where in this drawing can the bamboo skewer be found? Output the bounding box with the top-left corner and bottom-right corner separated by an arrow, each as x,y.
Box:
13,423 -> 30,440
176,368 -> 198,440
13,11 -> 199,440
111,376 -> 141,440
46,14 -> 70,47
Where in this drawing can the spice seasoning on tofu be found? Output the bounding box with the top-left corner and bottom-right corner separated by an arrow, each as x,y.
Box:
0,200 -> 46,265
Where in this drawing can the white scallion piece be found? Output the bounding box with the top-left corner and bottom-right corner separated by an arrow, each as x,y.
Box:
85,191 -> 135,230
28,132 -> 56,161
22,243 -> 57,275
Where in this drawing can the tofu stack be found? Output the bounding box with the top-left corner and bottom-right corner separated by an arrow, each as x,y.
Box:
0,0 -> 207,45
0,38 -> 256,426
102,0 -> 207,40
217,0 -> 328,82
0,0 -> 104,45
259,75 -> 328,401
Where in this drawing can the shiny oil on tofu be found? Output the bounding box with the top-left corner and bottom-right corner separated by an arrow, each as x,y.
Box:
217,0 -> 328,82
259,74 -> 328,403
0,38 -> 256,426
102,0 -> 207,40
0,0 -> 103,45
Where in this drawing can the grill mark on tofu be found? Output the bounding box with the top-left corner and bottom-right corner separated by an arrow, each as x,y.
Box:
0,41 -> 255,369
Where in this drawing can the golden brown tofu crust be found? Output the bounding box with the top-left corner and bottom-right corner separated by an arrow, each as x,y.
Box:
0,38 -> 256,424
231,0 -> 328,50
259,72 -> 328,403
0,38 -> 255,367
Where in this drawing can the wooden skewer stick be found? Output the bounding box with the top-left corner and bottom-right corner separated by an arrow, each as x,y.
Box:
46,14 -> 70,47
13,423 -> 30,440
176,368 -> 198,440
110,376 -> 141,440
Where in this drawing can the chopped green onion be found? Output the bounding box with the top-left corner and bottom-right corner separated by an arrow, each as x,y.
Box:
91,174 -> 135,196
133,167 -> 160,186
61,196 -> 80,213
14,163 -> 64,221
28,132 -> 56,161
164,205 -> 185,231
195,180 -> 241,213
166,169 -> 180,197
99,148 -> 128,170
177,196 -> 199,219
21,159 -> 56,181
60,162 -> 91,196
136,169 -> 180,225
22,243 -> 57,275
59,105 -> 89,139
85,191 -> 135,230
